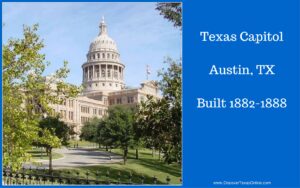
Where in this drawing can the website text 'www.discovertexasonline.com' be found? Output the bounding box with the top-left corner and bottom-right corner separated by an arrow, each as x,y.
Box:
213,180 -> 272,186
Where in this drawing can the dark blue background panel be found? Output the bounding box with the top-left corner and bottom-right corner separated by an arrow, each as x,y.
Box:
183,0 -> 299,187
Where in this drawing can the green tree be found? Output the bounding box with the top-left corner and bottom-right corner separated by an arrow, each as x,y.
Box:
36,117 -> 68,173
137,97 -> 171,161
37,128 -> 61,173
156,3 -> 182,29
136,58 -> 182,163
133,111 -> 144,160
96,120 -> 114,151
105,106 -> 135,164
3,24 -> 80,170
155,2 -> 182,163
80,117 -> 100,143
158,58 -> 182,163
39,116 -> 74,146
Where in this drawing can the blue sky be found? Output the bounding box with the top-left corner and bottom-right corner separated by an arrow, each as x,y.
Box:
3,2 -> 181,87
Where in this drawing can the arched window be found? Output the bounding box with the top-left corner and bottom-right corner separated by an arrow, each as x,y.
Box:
107,53 -> 110,59
97,53 -> 100,58
93,54 -> 95,59
102,53 -> 105,58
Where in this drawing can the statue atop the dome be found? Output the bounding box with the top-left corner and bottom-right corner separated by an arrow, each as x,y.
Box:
99,16 -> 107,36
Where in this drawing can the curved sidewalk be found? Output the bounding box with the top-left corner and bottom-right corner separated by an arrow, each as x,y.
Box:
27,147 -> 122,169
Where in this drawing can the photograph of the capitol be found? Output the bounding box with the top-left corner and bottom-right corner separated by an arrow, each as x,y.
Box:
3,2 -> 182,184
51,17 -> 160,136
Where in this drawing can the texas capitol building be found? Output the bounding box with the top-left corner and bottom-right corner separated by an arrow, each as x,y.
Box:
50,18 -> 160,136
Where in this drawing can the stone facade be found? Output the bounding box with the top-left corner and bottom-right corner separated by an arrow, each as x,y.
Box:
51,17 -> 160,137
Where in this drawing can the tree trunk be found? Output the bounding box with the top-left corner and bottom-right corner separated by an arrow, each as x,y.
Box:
46,147 -> 49,156
123,148 -> 128,165
152,148 -> 154,157
49,147 -> 53,174
135,148 -> 139,159
106,145 -> 108,151
159,149 -> 161,160
40,147 -> 43,159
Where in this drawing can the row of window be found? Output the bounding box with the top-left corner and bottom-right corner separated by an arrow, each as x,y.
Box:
62,99 -> 74,108
81,106 -> 90,113
84,69 -> 122,79
109,96 -> 135,105
60,108 -> 106,122
81,106 -> 105,116
88,82 -> 120,88
60,110 -> 74,121
89,52 -> 119,61
85,65 -> 122,71
81,116 -> 91,124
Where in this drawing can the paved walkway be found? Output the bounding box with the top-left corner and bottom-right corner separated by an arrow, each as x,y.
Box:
26,147 -> 123,169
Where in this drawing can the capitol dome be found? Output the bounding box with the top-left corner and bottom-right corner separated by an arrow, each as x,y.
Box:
89,35 -> 118,52
89,18 -> 118,52
82,17 -> 125,94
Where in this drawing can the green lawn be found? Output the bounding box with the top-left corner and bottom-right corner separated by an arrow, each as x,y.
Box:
28,147 -> 64,161
68,139 -> 98,148
55,148 -> 181,185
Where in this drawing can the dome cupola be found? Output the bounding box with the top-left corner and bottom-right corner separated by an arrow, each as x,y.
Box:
82,17 -> 125,94
89,17 -> 118,53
